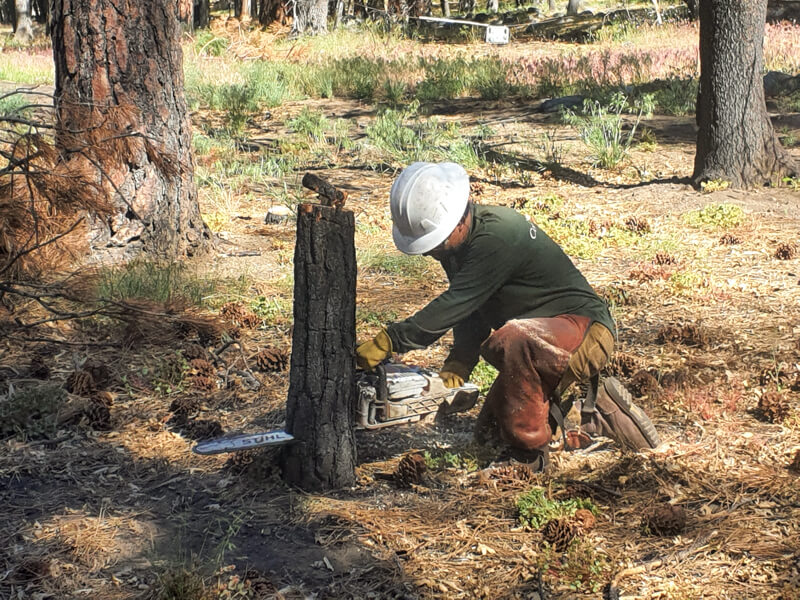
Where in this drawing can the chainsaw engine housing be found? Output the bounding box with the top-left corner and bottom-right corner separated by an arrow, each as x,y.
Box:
356,363 -> 480,429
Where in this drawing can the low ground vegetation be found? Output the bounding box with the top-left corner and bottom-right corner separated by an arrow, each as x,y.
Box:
1,7 -> 800,600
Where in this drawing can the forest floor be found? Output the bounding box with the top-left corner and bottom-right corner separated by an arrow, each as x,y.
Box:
2,14 -> 800,600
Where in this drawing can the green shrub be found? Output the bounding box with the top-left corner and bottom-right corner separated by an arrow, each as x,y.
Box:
563,92 -> 654,168
517,487 -> 597,529
193,30 -> 230,57
416,57 -> 468,102
684,203 -> 745,229
0,384 -> 65,440
0,93 -> 30,118
242,61 -> 296,107
289,108 -> 329,143
649,78 -> 698,116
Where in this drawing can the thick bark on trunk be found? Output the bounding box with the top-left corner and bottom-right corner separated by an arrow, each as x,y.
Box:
293,0 -> 328,33
693,0 -> 797,188
281,204 -> 357,492
51,0 -> 212,260
14,0 -> 33,42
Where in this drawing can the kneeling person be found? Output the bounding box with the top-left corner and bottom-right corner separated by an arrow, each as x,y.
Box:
356,162 -> 659,468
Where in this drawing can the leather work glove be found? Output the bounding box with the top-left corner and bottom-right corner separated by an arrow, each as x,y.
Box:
439,360 -> 471,389
356,328 -> 392,371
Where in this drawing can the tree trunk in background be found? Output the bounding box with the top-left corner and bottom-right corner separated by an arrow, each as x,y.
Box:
32,0 -> 46,22
258,0 -> 289,26
293,0 -> 327,33
440,0 -> 449,17
178,0 -> 194,31
281,204 -> 357,492
51,0 -> 212,260
194,0 -> 210,28
566,0 -> 583,15
486,0 -> 498,13
684,0 -> 697,19
548,0 -> 556,13
235,0 -> 251,20
14,0 -> 33,42
693,0 -> 797,188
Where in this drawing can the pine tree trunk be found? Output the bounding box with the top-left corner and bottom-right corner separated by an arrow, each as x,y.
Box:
14,0 -> 33,42
178,0 -> 194,31
195,0 -> 210,28
693,0 -> 797,188
51,0 -> 212,260
281,204 -> 357,492
258,0 -> 289,25
440,0 -> 449,17
566,0 -> 583,15
294,0 -> 328,34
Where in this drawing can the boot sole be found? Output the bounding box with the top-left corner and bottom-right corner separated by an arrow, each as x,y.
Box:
603,377 -> 661,449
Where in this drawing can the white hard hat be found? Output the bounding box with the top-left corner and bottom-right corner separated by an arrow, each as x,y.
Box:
389,162 -> 470,255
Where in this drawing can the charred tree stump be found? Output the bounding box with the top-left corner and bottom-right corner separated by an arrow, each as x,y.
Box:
281,203 -> 357,491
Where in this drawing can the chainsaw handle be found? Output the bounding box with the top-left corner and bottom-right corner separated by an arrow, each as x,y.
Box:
376,363 -> 388,403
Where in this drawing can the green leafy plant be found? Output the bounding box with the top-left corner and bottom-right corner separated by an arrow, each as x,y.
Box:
470,360 -> 498,395
0,383 -> 65,440
564,92 -> 654,168
194,30 -> 230,57
423,449 -> 479,472
684,203 -> 745,229
516,487 -> 597,529
250,296 -> 292,326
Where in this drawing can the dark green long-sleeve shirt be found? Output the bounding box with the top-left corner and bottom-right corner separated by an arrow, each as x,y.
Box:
386,204 -> 615,374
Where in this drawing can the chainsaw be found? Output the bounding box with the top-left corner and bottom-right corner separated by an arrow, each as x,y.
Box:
192,361 -> 480,454
356,362 -> 479,429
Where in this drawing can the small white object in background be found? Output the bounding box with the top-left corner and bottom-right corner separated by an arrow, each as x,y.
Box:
485,25 -> 509,45
265,204 -> 292,225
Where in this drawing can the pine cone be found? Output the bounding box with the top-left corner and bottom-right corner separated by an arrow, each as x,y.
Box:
66,369 -> 96,396
254,347 -> 289,372
642,504 -> 686,536
84,401 -> 112,430
221,302 -> 261,329
542,518 -> 578,551
605,353 -> 643,378
188,358 -> 216,378
170,395 -> 202,418
82,359 -> 110,388
182,343 -> 208,361
719,232 -> 742,245
92,391 -> 114,408
190,374 -> 216,391
227,449 -> 258,474
660,367 -> 692,390
489,463 -> 537,486
774,242 -> 798,260
183,419 -> 223,440
394,453 -> 427,488
757,390 -> 791,423
624,216 -> 651,234
243,569 -> 276,599
789,449 -> 800,474
628,370 -> 661,397
572,508 -> 596,533
653,251 -> 676,266
656,322 -> 709,348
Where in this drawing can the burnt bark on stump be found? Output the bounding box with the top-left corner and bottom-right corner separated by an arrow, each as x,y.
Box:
281,204 -> 357,491
693,0 -> 797,188
51,0 -> 212,260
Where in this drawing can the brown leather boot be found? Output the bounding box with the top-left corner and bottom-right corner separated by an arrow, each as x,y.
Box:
581,377 -> 660,450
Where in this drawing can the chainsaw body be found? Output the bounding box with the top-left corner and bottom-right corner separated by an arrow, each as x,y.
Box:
356,362 -> 480,429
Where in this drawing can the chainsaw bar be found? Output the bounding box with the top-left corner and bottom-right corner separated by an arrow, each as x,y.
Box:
192,430 -> 294,455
